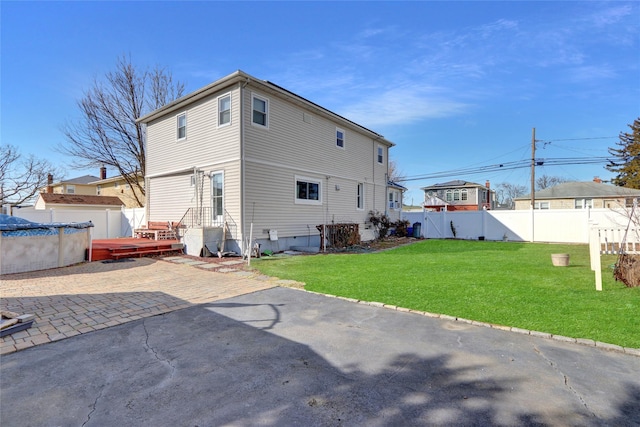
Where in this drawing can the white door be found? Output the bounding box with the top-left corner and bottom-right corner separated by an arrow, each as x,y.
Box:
210,172 -> 224,225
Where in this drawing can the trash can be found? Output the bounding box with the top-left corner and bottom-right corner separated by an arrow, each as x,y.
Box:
412,222 -> 422,238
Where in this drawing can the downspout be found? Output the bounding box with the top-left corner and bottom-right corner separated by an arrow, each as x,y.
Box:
240,78 -> 249,256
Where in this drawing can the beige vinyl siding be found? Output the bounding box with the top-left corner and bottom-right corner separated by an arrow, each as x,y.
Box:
148,172 -> 199,222
148,161 -> 241,227
244,161 -> 384,240
242,85 -> 388,242
146,86 -> 241,177
243,88 -> 383,183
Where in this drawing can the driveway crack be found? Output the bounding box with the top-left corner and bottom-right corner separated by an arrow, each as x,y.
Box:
142,318 -> 176,378
81,388 -> 103,426
533,345 -> 595,417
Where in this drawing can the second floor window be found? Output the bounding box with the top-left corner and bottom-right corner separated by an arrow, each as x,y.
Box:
252,94 -> 268,127
377,146 -> 384,164
218,94 -> 231,126
336,128 -> 345,148
177,113 -> 186,140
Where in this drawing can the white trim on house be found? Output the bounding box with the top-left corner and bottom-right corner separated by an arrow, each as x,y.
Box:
251,93 -> 269,129
217,93 -> 232,128
245,156 -> 374,184
146,159 -> 242,180
294,175 -> 322,205
177,112 -> 187,141
336,127 -> 345,149
357,182 -> 365,210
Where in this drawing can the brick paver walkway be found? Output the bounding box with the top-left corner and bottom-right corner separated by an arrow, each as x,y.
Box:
0,257 -> 292,355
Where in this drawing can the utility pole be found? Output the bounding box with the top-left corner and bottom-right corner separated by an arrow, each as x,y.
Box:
530,128 -> 536,209
530,127 -> 536,243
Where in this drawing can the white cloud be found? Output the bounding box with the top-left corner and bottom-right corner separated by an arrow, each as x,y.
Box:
338,86 -> 470,128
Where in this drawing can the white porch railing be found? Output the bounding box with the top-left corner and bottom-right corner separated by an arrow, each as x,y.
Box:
589,226 -> 640,291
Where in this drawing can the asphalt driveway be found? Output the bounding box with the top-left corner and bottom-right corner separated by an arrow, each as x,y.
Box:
2,286 -> 639,426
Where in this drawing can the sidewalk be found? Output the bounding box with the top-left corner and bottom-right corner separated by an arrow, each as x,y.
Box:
0,256 -> 293,355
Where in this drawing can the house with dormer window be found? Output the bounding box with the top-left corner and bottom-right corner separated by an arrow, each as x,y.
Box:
138,70 -> 396,255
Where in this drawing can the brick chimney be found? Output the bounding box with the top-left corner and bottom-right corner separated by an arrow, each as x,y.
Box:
485,180 -> 490,188
593,176 -> 602,183
47,174 -> 53,193
100,166 -> 107,180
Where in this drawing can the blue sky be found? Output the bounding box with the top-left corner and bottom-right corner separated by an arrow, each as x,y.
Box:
2,1 -> 639,204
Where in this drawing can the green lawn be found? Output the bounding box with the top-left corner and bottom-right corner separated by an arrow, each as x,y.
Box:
252,240 -> 640,348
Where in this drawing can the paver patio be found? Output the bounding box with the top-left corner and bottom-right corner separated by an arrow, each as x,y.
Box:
0,256 -> 286,355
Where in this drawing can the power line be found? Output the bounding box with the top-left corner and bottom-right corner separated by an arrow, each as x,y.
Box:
398,156 -> 612,183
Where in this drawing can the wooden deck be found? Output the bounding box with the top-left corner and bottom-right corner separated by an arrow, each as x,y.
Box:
91,238 -> 184,261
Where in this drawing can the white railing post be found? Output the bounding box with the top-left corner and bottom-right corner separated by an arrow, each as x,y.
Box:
589,225 -> 602,291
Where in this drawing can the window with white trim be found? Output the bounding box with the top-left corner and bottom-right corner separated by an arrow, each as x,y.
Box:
218,94 -> 231,127
336,128 -> 345,148
445,189 -> 452,202
295,176 -> 321,205
388,190 -> 400,210
575,198 -> 593,209
461,189 -> 468,201
177,112 -> 186,140
96,185 -> 101,195
357,183 -> 364,210
252,94 -> 268,127
66,185 -> 75,194
534,201 -> 550,209
377,145 -> 384,164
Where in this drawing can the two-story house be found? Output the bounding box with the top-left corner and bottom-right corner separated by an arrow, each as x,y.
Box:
90,167 -> 145,208
42,174 -> 101,196
422,180 -> 495,211
138,70 -> 395,255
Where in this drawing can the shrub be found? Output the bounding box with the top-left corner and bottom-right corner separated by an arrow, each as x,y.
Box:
368,210 -> 391,240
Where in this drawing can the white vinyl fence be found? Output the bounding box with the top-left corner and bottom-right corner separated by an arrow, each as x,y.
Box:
12,207 -> 145,240
589,226 -> 640,291
403,208 -> 633,244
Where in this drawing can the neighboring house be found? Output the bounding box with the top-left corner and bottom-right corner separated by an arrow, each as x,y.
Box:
514,179 -> 640,210
90,168 -> 145,208
34,193 -> 123,211
138,70 -> 395,255
422,180 -> 495,211
41,174 -> 101,196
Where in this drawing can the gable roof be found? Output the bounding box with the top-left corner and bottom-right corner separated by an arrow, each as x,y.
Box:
54,175 -> 101,185
137,70 -> 394,147
88,173 -> 143,185
515,181 -> 640,200
38,193 -> 123,206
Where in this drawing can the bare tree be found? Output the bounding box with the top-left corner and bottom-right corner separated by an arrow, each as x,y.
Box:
536,174 -> 568,190
388,159 -> 405,182
0,144 -> 65,206
496,182 -> 528,209
59,55 -> 185,207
